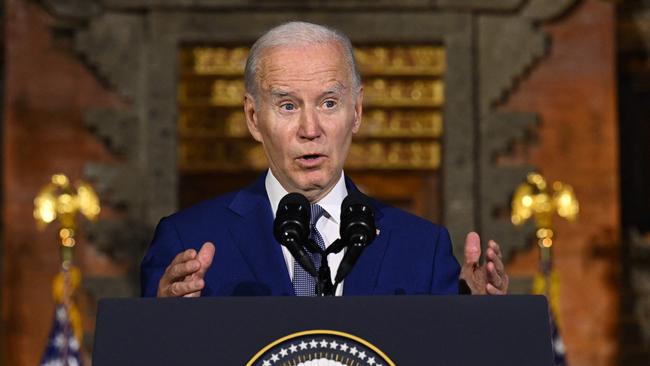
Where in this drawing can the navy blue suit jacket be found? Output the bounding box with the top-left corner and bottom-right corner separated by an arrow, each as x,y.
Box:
141,174 -> 460,296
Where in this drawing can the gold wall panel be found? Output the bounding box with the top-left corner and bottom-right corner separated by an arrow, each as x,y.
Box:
354,46 -> 445,76
363,78 -> 444,107
178,44 -> 445,171
180,47 -> 249,75
347,141 -> 440,169
360,110 -> 443,138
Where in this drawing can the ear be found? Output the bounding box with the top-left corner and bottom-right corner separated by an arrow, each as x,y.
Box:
351,86 -> 364,134
244,93 -> 263,142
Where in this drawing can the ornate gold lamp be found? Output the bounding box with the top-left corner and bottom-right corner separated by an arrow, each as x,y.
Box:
33,173 -> 100,359
511,172 -> 579,249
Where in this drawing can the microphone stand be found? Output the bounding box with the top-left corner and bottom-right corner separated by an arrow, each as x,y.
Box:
320,238 -> 348,296
306,236 -> 369,297
317,254 -> 336,296
305,238 -> 336,296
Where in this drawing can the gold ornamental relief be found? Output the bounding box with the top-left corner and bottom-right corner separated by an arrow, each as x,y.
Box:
347,141 -> 440,170
360,110 -> 443,138
211,79 -> 246,106
354,46 -> 446,76
364,78 -> 444,107
180,47 -> 249,75
179,142 -> 267,171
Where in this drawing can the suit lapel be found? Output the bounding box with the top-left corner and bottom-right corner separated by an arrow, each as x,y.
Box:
228,174 -> 294,295
342,177 -> 392,295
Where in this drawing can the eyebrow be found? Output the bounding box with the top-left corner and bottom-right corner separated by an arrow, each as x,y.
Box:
321,83 -> 346,97
267,82 -> 347,100
269,88 -> 292,99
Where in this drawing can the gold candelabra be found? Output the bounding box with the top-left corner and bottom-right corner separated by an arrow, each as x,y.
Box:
33,173 -> 100,346
511,172 -> 579,250
511,172 -> 579,324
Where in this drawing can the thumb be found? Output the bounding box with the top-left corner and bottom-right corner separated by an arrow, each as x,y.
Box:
464,232 -> 481,265
196,241 -> 215,278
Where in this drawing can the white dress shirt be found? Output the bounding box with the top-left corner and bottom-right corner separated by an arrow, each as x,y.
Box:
265,169 -> 347,296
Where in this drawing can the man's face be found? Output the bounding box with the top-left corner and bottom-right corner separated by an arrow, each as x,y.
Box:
244,42 -> 363,202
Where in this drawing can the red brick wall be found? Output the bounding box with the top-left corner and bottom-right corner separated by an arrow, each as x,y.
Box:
503,1 -> 620,365
2,0 -> 123,364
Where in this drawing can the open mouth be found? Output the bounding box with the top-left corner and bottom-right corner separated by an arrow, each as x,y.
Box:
301,154 -> 322,160
296,154 -> 326,167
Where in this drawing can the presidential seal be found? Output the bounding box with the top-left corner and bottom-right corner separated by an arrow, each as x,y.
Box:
247,330 -> 396,366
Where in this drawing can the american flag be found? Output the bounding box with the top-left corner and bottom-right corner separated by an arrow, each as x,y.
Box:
40,304 -> 83,366
549,312 -> 568,366
533,267 -> 569,366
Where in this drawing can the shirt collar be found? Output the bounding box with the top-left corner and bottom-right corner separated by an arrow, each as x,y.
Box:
265,169 -> 347,224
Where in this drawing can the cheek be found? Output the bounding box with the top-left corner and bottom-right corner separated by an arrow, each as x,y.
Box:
327,121 -> 355,150
262,127 -> 294,161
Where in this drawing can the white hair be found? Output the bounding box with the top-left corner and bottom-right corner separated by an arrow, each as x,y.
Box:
244,21 -> 361,97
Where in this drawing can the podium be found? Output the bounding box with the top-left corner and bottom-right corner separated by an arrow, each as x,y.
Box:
93,295 -> 553,365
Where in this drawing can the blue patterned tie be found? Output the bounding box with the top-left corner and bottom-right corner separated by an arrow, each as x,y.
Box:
292,204 -> 327,296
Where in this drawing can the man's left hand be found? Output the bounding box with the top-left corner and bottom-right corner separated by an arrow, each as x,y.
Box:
459,232 -> 509,295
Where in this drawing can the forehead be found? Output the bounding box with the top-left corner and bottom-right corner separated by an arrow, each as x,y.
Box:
256,42 -> 350,92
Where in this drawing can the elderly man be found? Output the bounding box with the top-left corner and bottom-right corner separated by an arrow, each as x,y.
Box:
141,21 -> 508,297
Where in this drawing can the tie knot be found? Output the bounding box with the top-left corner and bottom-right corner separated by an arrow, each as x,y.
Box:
310,204 -> 326,227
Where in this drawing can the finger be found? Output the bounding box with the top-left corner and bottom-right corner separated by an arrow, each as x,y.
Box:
486,247 -> 505,275
167,258 -> 201,281
488,240 -> 503,259
183,290 -> 202,298
196,242 -> 216,278
463,232 -> 481,265
170,248 -> 197,266
486,283 -> 506,295
169,278 -> 205,297
486,261 -> 504,289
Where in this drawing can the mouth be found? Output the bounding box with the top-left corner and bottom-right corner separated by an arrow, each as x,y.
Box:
296,153 -> 326,168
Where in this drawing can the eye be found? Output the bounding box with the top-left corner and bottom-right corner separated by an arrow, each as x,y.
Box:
323,100 -> 337,109
280,103 -> 296,111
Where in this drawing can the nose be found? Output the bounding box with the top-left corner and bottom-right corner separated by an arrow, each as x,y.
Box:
298,107 -> 322,140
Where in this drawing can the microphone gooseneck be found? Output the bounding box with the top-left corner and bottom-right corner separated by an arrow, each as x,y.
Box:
335,193 -> 376,284
273,192 -> 317,277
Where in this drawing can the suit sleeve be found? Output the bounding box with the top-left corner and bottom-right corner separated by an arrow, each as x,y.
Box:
430,226 -> 460,294
140,217 -> 184,297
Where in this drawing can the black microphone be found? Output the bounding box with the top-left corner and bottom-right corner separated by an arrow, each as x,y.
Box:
335,193 -> 376,284
273,192 -> 317,277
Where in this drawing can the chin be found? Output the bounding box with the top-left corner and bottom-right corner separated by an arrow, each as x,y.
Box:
294,171 -> 331,191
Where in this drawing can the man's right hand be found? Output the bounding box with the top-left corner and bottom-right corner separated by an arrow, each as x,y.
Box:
157,242 -> 215,297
